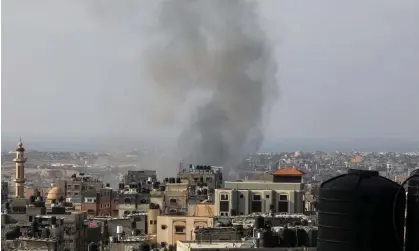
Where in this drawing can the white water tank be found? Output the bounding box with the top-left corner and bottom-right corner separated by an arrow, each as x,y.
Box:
116,226 -> 123,234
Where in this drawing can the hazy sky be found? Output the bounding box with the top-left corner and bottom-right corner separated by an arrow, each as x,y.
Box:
2,0 -> 419,144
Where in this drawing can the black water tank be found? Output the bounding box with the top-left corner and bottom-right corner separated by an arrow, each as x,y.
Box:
405,169 -> 419,251
139,243 -> 150,251
308,228 -> 318,247
281,227 -> 297,247
88,242 -> 99,251
254,216 -> 264,229
41,228 -> 50,238
261,230 -> 275,248
317,169 -> 405,251
51,216 -> 57,225
271,234 -> 280,248
296,228 -> 309,247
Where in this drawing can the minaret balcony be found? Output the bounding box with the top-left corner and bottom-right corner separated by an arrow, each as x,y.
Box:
14,178 -> 26,183
13,157 -> 27,163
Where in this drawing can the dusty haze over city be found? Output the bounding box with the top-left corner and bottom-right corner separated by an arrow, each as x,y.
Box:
2,0 -> 419,153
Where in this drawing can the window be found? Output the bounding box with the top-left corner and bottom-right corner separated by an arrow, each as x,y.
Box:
124,198 -> 132,204
240,194 -> 244,199
74,192 -> 79,196
175,226 -> 185,233
252,193 -> 262,213
253,194 -> 261,201
67,185 -> 72,189
29,216 -> 33,222
74,185 -> 80,190
220,201 -> 229,212
169,198 -> 177,204
220,194 -> 229,200
265,194 -> 270,199
153,220 -> 157,224
150,220 -> 153,225
86,198 -> 96,203
278,194 -> 289,213
161,225 -> 167,230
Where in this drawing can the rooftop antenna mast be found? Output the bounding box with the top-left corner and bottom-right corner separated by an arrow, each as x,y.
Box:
179,159 -> 184,173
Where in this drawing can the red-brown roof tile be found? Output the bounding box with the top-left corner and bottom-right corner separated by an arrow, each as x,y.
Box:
272,167 -> 304,176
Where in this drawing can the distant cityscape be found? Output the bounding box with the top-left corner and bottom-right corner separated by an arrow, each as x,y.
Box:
2,137 -> 419,153
1,140 -> 418,251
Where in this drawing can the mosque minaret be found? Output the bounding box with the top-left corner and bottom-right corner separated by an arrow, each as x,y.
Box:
13,139 -> 27,198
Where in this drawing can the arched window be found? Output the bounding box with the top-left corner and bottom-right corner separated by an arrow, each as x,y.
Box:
124,198 -> 131,204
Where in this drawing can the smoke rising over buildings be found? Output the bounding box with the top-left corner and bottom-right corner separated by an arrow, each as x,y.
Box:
146,0 -> 278,168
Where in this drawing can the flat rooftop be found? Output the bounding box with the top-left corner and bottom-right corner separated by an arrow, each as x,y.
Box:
181,241 -> 245,249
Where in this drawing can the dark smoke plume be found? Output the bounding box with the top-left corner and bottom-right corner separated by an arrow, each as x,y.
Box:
146,0 -> 278,169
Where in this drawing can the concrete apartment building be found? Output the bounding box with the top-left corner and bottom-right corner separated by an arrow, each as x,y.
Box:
124,170 -> 157,184
177,165 -> 223,190
2,181 -> 9,203
80,186 -> 115,216
117,191 -> 150,217
55,173 -> 104,203
215,168 -> 305,216
156,215 -> 213,246
163,180 -> 189,214
2,202 -> 88,251
148,178 -> 189,215
145,199 -> 215,246
176,240 -> 316,251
